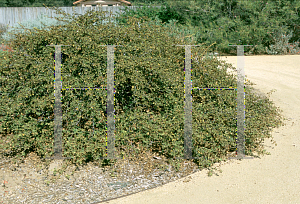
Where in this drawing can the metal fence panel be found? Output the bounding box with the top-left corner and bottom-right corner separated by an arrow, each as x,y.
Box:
0,6 -> 164,28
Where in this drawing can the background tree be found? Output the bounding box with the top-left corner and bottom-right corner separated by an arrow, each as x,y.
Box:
0,0 -> 8,7
2,0 -> 76,7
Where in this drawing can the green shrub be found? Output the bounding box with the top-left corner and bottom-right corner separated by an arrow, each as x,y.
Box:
116,0 -> 300,56
266,29 -> 300,55
0,23 -> 9,44
0,6 -> 286,175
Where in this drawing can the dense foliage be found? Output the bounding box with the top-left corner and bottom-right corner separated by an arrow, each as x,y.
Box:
114,0 -> 300,55
0,6 -> 286,178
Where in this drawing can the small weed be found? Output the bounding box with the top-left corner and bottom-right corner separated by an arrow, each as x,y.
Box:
44,180 -> 50,186
207,167 -> 222,177
53,169 -> 57,176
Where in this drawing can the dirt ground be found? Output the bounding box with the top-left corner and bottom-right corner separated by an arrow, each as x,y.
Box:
105,54 -> 300,204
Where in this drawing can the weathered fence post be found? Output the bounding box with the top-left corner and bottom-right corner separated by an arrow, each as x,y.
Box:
45,44 -> 72,161
228,44 -> 254,160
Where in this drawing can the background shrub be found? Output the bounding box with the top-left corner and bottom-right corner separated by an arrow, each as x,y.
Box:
115,0 -> 300,56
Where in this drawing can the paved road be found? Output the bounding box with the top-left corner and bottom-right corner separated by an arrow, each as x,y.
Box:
106,54 -> 300,204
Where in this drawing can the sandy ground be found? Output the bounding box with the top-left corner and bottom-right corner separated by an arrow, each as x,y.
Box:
105,54 -> 300,204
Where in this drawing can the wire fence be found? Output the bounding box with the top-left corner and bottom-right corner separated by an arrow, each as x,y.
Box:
41,43 -> 254,162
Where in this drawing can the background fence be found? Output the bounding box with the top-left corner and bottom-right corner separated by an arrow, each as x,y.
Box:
0,6 -> 164,29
